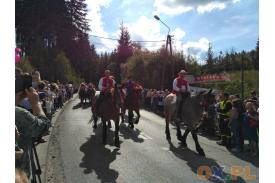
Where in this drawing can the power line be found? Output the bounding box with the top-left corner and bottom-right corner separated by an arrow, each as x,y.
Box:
89,34 -> 166,43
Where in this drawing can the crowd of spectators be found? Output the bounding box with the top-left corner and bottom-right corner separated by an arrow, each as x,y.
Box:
142,89 -> 170,115
15,68 -> 75,183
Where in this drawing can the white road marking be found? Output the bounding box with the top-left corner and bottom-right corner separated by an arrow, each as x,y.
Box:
138,132 -> 153,140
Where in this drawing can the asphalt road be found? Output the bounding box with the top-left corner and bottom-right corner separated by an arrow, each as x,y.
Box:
44,97 -> 259,183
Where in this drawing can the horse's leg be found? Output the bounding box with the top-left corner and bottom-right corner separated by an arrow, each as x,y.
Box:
121,107 -> 125,123
191,130 -> 205,156
93,114 -> 98,129
102,119 -> 107,145
108,120 -> 112,128
181,128 -> 190,147
128,110 -> 134,129
92,104 -> 98,129
114,117 -> 120,148
165,112 -> 171,140
134,109 -> 140,124
175,121 -> 182,141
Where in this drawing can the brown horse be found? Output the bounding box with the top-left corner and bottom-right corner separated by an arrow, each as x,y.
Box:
91,87 -> 121,147
164,89 -> 215,156
86,87 -> 96,104
121,85 -> 142,129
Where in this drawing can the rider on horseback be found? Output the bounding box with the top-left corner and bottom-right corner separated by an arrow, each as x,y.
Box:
173,69 -> 190,122
95,70 -> 116,114
123,76 -> 136,96
122,76 -> 143,100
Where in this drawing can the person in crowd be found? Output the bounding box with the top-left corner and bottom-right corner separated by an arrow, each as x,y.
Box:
15,168 -> 28,183
31,70 -> 41,89
173,69 -> 190,122
57,85 -> 64,109
50,83 -> 58,111
243,102 -> 259,156
16,67 -> 23,77
145,89 -> 152,109
230,98 -> 245,152
216,92 -> 232,148
95,70 -> 116,113
37,81 -> 47,100
15,74 -> 50,181
247,90 -> 259,109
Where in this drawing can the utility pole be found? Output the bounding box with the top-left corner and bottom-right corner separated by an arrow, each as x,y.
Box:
154,15 -> 172,90
241,54 -> 244,100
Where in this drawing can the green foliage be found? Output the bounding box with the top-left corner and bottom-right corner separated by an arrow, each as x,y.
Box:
53,52 -> 83,84
198,70 -> 259,98
16,0 -> 94,83
15,57 -> 34,73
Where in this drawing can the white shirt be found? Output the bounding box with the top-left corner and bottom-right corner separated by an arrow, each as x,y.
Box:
98,78 -> 116,91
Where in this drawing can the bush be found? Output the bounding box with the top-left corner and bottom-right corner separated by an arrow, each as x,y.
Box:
15,57 -> 34,73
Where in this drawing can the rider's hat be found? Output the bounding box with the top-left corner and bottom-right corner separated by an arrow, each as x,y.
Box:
105,70 -> 111,74
178,70 -> 187,75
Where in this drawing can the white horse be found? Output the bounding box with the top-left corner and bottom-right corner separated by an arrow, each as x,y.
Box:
164,90 -> 215,156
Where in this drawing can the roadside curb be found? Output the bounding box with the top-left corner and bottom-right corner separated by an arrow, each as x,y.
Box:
36,94 -> 78,182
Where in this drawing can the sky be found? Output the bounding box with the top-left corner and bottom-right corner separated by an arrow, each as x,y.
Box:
86,0 -> 258,61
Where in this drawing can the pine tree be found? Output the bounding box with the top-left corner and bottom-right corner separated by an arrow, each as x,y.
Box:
206,43 -> 214,73
115,22 -> 133,82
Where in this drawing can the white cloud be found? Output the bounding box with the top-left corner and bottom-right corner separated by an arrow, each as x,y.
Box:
153,0 -> 232,15
86,0 -> 116,52
125,16 -> 166,51
197,2 -> 226,14
178,37 -> 210,61
153,0 -> 193,15
171,28 -> 186,39
124,16 -> 208,61
85,3 -> 210,61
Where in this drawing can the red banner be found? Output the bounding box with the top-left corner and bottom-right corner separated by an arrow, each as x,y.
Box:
184,74 -> 230,84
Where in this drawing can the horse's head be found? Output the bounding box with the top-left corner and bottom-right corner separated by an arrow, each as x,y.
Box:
196,89 -> 216,109
111,85 -> 122,107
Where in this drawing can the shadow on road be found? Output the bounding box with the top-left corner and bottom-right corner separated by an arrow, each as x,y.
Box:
72,102 -> 82,109
81,102 -> 91,109
79,134 -> 121,182
167,141 -> 247,183
230,150 -> 259,168
119,123 -> 145,143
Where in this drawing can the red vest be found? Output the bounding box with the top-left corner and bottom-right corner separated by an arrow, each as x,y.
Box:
102,76 -> 114,90
176,77 -> 187,91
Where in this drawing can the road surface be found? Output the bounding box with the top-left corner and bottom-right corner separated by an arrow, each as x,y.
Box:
44,97 -> 259,183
